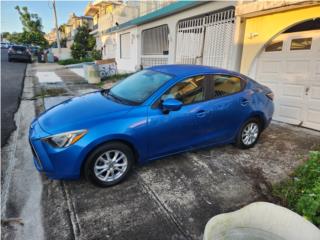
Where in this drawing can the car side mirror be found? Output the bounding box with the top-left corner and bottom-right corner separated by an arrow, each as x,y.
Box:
161,98 -> 183,113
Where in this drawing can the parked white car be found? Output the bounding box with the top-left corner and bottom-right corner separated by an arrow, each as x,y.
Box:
1,42 -> 10,49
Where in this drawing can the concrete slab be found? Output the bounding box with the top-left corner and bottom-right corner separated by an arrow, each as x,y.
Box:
44,96 -> 73,110
1,100 -> 44,240
69,68 -> 85,79
42,122 -> 320,240
36,71 -> 62,83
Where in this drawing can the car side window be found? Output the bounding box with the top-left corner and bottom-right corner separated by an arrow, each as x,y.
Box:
161,75 -> 206,105
211,75 -> 242,98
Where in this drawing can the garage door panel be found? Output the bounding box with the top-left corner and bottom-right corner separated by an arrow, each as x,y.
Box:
282,84 -> 305,99
286,60 -> 310,74
309,86 -> 320,100
313,75 -> 320,85
256,74 -> 281,84
257,60 -> 282,73
277,105 -> 302,124
304,108 -> 320,130
316,61 -> 320,73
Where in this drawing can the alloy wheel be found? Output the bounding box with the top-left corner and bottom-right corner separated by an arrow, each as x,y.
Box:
241,122 -> 259,146
94,150 -> 128,182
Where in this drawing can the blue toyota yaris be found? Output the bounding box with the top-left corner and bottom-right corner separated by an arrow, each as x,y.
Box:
29,65 -> 274,187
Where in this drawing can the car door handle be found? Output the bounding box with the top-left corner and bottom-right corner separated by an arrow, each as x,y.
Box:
196,110 -> 208,118
240,97 -> 249,106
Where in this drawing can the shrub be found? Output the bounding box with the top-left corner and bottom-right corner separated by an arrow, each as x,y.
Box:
71,42 -> 87,60
101,73 -> 132,82
273,151 -> 320,226
71,25 -> 96,60
57,58 -> 94,65
89,49 -> 102,60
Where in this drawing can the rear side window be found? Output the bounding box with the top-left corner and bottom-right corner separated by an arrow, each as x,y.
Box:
12,46 -> 26,51
211,75 -> 242,98
161,75 -> 206,105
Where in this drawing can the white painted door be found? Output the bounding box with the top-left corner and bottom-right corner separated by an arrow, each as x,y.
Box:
255,30 -> 320,131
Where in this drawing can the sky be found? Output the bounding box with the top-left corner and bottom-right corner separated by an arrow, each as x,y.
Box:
1,0 -> 89,33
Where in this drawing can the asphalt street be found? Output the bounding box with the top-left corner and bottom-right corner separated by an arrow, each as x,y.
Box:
1,49 -> 27,147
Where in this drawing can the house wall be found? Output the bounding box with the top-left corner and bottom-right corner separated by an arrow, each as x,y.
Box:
116,28 -> 139,73
52,48 -> 72,60
115,1 -> 239,72
239,4 -> 320,74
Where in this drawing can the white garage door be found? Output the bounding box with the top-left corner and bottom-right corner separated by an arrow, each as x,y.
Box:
255,30 -> 320,131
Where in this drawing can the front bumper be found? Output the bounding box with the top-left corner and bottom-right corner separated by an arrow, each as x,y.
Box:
29,120 -> 84,180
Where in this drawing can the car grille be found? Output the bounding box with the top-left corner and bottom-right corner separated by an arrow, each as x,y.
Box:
29,140 -> 43,169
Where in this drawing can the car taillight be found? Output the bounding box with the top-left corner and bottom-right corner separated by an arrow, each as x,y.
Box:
266,92 -> 274,101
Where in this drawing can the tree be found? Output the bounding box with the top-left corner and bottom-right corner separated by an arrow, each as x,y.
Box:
71,25 -> 96,60
14,6 -> 48,48
15,6 -> 43,32
6,32 -> 23,44
1,32 -> 10,40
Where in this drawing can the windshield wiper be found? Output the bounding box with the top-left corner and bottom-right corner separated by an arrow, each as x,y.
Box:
103,90 -> 127,104
102,89 -> 140,106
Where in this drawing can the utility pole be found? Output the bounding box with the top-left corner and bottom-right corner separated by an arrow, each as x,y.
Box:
52,0 -> 61,53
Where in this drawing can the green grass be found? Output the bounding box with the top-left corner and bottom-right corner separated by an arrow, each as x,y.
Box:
58,58 -> 94,65
273,151 -> 320,227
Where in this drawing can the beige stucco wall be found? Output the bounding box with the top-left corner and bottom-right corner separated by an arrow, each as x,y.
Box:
240,4 -> 320,74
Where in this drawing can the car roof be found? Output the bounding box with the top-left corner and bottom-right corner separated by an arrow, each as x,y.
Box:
11,45 -> 26,48
148,64 -> 242,78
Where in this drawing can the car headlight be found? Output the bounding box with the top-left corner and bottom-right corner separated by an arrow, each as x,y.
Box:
43,130 -> 87,148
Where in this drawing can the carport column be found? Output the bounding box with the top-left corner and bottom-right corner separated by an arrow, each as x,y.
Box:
230,14 -> 245,72
137,27 -> 142,68
168,21 -> 177,64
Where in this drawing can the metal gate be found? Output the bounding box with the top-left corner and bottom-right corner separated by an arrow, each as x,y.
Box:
175,8 -> 235,69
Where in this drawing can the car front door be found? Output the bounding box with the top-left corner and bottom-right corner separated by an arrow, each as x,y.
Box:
147,75 -> 212,159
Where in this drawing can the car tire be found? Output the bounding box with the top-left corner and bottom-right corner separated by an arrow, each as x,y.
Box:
84,142 -> 134,187
235,118 -> 261,149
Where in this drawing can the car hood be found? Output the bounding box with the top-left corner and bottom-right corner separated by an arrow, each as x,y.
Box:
37,91 -> 133,134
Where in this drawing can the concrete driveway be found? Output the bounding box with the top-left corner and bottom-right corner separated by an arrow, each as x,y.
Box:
2,63 -> 320,240
42,123 -> 320,240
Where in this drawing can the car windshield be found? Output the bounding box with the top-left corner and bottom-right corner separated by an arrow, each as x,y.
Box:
108,70 -> 173,104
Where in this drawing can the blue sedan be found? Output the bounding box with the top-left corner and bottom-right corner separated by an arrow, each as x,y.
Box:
29,65 -> 274,187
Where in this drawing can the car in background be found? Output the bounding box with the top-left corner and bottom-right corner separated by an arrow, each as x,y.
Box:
8,45 -> 32,62
1,42 -> 10,49
29,46 -> 40,55
29,65 -> 274,187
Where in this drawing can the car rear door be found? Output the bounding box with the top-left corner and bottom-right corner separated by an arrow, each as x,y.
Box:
193,74 -> 250,146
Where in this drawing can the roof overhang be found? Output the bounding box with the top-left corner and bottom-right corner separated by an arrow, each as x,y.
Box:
236,0 -> 318,18
84,3 -> 99,16
104,1 -> 206,34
